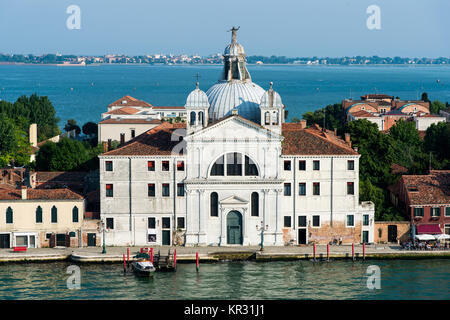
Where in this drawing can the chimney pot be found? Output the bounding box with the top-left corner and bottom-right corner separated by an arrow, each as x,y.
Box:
345,133 -> 352,147
21,186 -> 27,200
299,120 -> 307,129
103,142 -> 108,153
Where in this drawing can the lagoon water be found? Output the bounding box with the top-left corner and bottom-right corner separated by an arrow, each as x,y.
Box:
0,259 -> 449,300
0,64 -> 449,128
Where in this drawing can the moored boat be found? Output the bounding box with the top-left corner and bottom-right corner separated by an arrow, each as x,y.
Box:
131,253 -> 156,276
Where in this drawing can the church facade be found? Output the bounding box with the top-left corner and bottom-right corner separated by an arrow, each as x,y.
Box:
99,28 -> 374,247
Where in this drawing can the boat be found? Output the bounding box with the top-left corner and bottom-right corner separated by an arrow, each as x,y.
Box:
131,253 -> 156,276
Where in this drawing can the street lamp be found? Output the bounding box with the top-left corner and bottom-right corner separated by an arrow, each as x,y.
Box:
256,221 -> 268,251
101,221 -> 106,254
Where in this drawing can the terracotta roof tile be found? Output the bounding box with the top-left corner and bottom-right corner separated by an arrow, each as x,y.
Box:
99,118 -> 162,125
0,188 -> 84,200
101,122 -> 186,156
401,171 -> 450,205
108,95 -> 152,108
152,106 -> 185,110
351,110 -> 378,118
35,171 -> 89,183
104,107 -> 141,115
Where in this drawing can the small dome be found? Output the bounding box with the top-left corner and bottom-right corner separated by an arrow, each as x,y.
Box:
206,81 -> 266,122
224,43 -> 246,56
260,83 -> 283,108
185,83 -> 210,108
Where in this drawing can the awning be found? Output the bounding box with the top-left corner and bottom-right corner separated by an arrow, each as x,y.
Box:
435,234 -> 450,240
415,234 -> 436,241
416,224 -> 441,234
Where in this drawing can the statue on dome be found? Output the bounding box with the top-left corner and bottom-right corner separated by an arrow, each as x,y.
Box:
228,26 -> 240,43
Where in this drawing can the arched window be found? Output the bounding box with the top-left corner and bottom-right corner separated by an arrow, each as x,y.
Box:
72,206 -> 79,223
211,155 -> 224,176
272,111 -> 278,125
190,111 -> 196,125
265,111 -> 270,125
198,111 -> 204,126
51,206 -> 58,223
210,153 -> 259,177
245,156 -> 258,176
6,207 -> 13,224
251,192 -> 259,217
227,152 -> 242,176
36,206 -> 43,223
210,192 -> 218,217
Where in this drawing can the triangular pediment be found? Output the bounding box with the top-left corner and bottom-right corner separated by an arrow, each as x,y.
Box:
220,195 -> 249,205
186,115 -> 283,141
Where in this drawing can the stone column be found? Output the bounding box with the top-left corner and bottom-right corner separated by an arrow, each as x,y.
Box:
242,207 -> 249,245
198,189 -> 207,244
219,206 -> 226,246
184,189 -> 197,246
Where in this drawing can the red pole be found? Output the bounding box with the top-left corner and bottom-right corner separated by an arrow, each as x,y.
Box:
127,247 -> 130,264
123,253 -> 126,272
352,243 -> 355,261
313,242 -> 316,261
196,252 -> 199,272
363,242 -> 366,260
150,248 -> 153,264
327,243 -> 329,261
174,249 -> 177,270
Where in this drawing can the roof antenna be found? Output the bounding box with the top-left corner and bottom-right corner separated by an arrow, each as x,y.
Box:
194,73 -> 201,88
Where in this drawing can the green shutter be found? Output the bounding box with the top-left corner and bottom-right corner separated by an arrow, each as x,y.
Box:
72,206 -> 79,223
36,206 -> 43,223
51,206 -> 58,223
6,207 -> 13,224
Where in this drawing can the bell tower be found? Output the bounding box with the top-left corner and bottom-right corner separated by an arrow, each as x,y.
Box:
260,82 -> 284,135
185,82 -> 210,134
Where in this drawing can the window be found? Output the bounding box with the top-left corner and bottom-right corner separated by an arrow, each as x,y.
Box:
106,184 -> 113,197
105,161 -> 113,171
347,160 -> 354,170
190,111 -> 196,125
211,156 -> 224,176
313,182 -> 320,195
413,207 -> 424,217
284,160 -> 291,171
162,184 -> 170,197
106,218 -> 114,229
177,161 -> 185,171
298,216 -> 307,227
36,206 -> 43,223
284,183 -> 291,196
363,214 -> 369,226
284,216 -> 291,228
148,161 -> 155,171
210,192 -> 218,217
347,182 -> 354,195
312,215 -> 320,227
69,232 -> 76,237
162,218 -> 170,229
177,217 -> 185,229
251,192 -> 259,216
131,129 -> 135,138
177,183 -> 185,197
51,206 -> 58,223
46,233 -> 52,240
72,206 -> 79,223
162,161 -> 170,171
446,207 -> 450,217
245,156 -> 258,176
313,160 -> 320,170
198,111 -> 204,126
298,160 -> 306,171
227,152 -> 242,176
299,183 -> 306,196
346,215 -> 354,227
431,207 -> 441,217
148,217 -> 156,229
148,184 -> 155,197
6,207 -> 13,224
265,111 -> 270,125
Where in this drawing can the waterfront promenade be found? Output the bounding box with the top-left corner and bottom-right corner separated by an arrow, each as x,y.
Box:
1,244 -> 449,263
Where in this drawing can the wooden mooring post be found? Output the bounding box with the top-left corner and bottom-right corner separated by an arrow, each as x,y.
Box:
150,248 -> 153,264
196,252 -> 199,272
352,243 -> 355,261
127,247 -> 130,266
174,249 -> 177,270
363,243 -> 366,260
123,253 -> 126,273
326,243 -> 330,262
313,243 -> 316,261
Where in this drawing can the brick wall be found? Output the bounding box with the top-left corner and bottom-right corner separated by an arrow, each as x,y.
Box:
374,221 -> 411,244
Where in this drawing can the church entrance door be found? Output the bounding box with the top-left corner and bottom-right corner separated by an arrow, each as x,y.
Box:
227,211 -> 243,245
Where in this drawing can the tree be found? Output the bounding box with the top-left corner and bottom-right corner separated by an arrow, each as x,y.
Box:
82,122 -> 98,136
302,103 -> 345,134
424,122 -> 450,169
0,115 -> 31,167
421,92 -> 430,102
64,119 -> 81,135
430,100 -> 445,115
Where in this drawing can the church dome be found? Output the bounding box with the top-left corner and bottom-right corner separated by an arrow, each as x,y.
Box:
206,81 -> 265,122
206,26 -> 265,123
185,82 -> 209,108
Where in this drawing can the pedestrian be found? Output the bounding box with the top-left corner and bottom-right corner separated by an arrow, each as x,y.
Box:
339,236 -> 342,246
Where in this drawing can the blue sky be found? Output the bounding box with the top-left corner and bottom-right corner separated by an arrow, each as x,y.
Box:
1,0 -> 449,57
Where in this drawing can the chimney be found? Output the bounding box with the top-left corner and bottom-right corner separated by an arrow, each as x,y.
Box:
299,120 -> 307,129
345,133 -> 351,147
29,123 -> 38,147
21,186 -> 27,200
120,133 -> 125,144
334,128 -> 337,136
103,142 -> 108,153
108,139 -> 112,150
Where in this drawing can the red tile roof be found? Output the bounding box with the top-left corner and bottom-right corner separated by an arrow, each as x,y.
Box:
108,95 -> 152,108
152,106 -> 185,110
282,123 -> 358,156
101,122 -> 186,156
99,118 -> 162,125
0,188 -> 84,200
401,170 -> 450,205
351,110 -> 378,118
104,107 -> 141,115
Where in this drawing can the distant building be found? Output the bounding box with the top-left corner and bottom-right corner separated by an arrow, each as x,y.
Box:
343,94 -> 445,131
439,107 -> 450,122
98,95 -> 186,144
388,170 -> 450,237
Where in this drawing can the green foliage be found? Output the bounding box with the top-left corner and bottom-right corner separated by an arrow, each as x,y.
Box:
0,115 -> 31,167
36,138 -> 102,171
430,100 -> 446,115
302,103 -> 345,134
424,122 -> 450,169
82,122 -> 98,136
64,119 -> 81,135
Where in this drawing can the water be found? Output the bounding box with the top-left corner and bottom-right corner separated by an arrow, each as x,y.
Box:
0,64 -> 449,128
0,259 -> 448,299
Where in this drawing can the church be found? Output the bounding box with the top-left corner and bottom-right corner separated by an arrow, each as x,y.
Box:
99,27 -> 374,247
